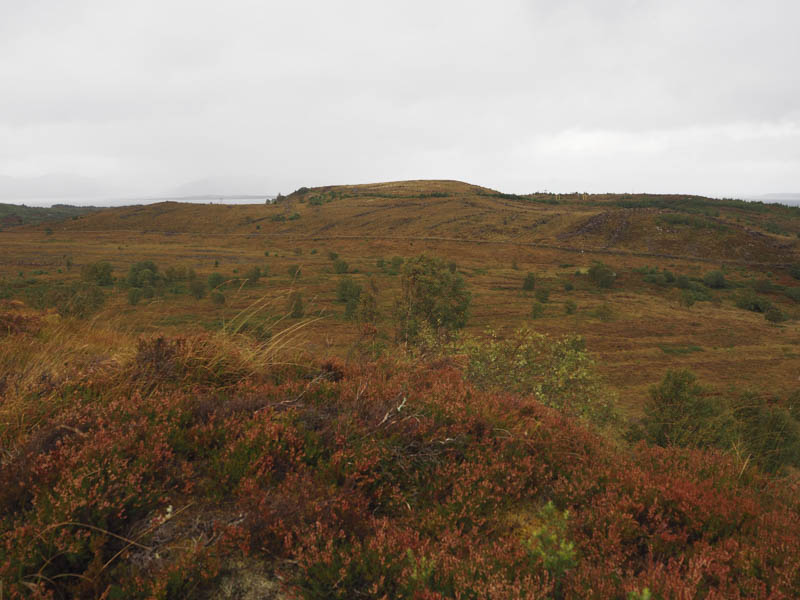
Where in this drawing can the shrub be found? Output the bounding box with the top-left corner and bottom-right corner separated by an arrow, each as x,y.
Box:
189,279 -> 206,299
735,290 -> 772,313
210,291 -> 225,305
703,270 -> 727,289
531,302 -> 545,319
534,288 -> 550,303
638,370 -> 732,448
732,393 -> 800,473
591,304 -> 614,321
333,258 -> 349,274
460,327 -> 616,423
388,256 -> 404,275
244,266 -> 261,286
563,281 -> 574,291
676,274 -> 691,289
128,287 -> 143,306
328,251 -> 339,261
790,264 -> 800,280
564,300 -> 577,314
785,287 -> 800,302
127,261 -> 159,287
81,261 -> 113,286
208,272 -> 225,290
288,265 -> 301,279
336,277 -> 362,303
522,272 -> 536,291
395,255 -> 470,342
588,262 -> 616,288
288,291 -> 304,318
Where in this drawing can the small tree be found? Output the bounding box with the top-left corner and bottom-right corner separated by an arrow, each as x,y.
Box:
395,255 -> 470,342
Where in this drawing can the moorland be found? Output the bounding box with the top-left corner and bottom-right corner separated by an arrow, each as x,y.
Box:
2,180 -> 800,598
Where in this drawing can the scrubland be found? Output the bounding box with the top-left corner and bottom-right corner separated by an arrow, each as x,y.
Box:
2,181 -> 800,598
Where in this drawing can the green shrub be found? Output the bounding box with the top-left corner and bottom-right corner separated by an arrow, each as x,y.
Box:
394,255 -> 470,342
735,290 -> 772,313
388,256 -> 404,275
460,327 -> 616,423
522,273 -> 536,291
127,288 -> 142,306
336,277 -> 362,303
288,265 -> 301,279
244,266 -> 261,286
588,262 -> 616,288
357,292 -> 379,323
676,274 -> 691,289
703,270 -> 727,289
785,287 -> 800,302
534,288 -> 550,303
563,281 -> 574,291
333,258 -> 349,274
81,261 -> 114,286
50,283 -> 106,318
531,302 -> 545,319
210,291 -> 225,305
564,300 -> 577,314
731,393 -> 800,473
790,264 -> 800,280
208,272 -> 225,290
127,261 -> 159,288
591,304 -> 614,321
638,370 -> 732,448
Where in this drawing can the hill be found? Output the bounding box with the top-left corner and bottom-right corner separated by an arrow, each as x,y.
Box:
32,180 -> 799,265
0,202 -> 100,230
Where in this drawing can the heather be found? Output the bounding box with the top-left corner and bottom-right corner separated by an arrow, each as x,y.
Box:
2,317 -> 800,598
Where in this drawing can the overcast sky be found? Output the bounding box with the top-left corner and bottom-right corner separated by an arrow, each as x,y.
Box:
1,0 -> 799,204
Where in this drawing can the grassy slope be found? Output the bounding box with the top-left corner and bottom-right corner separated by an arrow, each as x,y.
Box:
3,180 -> 799,409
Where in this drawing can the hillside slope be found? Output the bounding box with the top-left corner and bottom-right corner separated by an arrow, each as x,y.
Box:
30,180 -> 799,264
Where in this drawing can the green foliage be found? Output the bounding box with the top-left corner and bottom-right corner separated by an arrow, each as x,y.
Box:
564,300 -> 577,314
244,266 -> 261,286
523,501 -> 577,586
333,258 -> 349,274
388,256 -> 404,275
785,287 -> 800,302
128,261 -> 159,288
680,289 -> 696,308
336,277 -> 362,304
460,328 -> 616,424
563,281 -> 574,291
588,262 -> 616,288
128,287 -> 142,306
81,261 -> 114,286
522,272 -> 536,291
288,291 -> 304,318
790,264 -> 800,280
534,288 -> 550,303
395,255 -> 470,342
288,265 -> 301,279
731,394 -> 800,473
288,212 -> 300,220
703,270 -> 727,289
764,307 -> 786,323
531,302 -> 545,319
210,291 -> 225,305
208,272 -> 225,290
735,290 -> 772,313
638,370 -> 733,448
